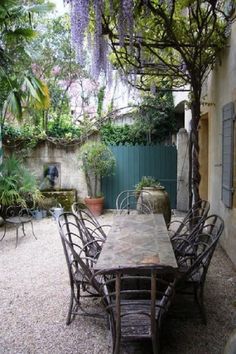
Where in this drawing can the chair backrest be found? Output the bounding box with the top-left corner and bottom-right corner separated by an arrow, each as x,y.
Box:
5,206 -> 32,219
57,212 -> 104,264
72,202 -> 99,225
115,190 -> 154,214
71,202 -> 107,241
175,199 -> 210,236
177,214 -> 224,284
57,212 -> 102,292
193,199 -> 210,216
185,199 -> 210,223
93,266 -> 176,353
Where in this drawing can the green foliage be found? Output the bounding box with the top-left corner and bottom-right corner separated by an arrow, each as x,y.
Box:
101,92 -> 176,145
2,118 -> 81,148
135,92 -> 177,144
0,0 -> 52,124
135,176 -> 161,195
101,122 -> 145,145
0,155 -> 43,207
97,86 -> 105,118
47,114 -> 81,139
78,141 -> 116,197
27,13 -> 83,129
3,124 -> 45,140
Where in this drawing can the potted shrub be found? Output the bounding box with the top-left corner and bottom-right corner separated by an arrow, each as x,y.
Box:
135,176 -> 171,225
135,176 -> 161,198
78,141 -> 116,216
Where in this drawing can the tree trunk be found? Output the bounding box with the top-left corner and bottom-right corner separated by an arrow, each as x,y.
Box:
190,94 -> 201,204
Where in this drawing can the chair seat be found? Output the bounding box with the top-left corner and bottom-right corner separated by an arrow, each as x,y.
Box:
113,299 -> 162,339
6,216 -> 32,224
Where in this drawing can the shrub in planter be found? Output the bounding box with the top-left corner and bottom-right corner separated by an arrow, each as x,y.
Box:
78,141 -> 116,215
135,176 -> 171,225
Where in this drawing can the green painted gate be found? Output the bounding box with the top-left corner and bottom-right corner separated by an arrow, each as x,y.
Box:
102,144 -> 177,209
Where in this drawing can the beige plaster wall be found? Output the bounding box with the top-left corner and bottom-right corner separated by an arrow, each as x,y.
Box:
201,20 -> 236,266
24,142 -> 89,200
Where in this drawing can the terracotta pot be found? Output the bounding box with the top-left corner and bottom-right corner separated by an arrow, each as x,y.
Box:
138,187 -> 171,225
84,196 -> 104,216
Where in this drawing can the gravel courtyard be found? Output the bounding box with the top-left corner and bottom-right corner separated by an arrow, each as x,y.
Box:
0,211 -> 235,354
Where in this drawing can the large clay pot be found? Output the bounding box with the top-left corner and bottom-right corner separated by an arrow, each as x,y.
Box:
84,196 -> 104,216
138,187 -> 171,225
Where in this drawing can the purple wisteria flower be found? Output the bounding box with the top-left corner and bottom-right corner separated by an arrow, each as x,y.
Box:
68,0 -> 135,80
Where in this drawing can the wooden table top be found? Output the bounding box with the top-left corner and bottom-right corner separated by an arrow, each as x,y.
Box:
95,213 -> 178,270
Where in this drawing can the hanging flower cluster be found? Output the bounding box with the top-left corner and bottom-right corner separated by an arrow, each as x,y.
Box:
67,0 -> 135,79
69,0 -> 90,64
118,0 -> 134,47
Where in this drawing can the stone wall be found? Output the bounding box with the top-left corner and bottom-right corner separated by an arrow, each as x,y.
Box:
200,19 -> 236,267
24,141 -> 89,200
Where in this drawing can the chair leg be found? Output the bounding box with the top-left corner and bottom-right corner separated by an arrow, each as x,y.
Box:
66,283 -> 81,325
114,332 -> 120,354
0,224 -> 7,241
30,221 -> 37,240
15,226 -> 19,248
194,285 -> 207,325
66,291 -> 75,325
22,223 -> 26,236
198,287 -> 207,325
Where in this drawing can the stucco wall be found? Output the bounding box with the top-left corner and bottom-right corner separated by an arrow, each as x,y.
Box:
24,141 -> 89,200
201,20 -> 236,266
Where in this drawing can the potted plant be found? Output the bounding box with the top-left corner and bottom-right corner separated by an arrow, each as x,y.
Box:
78,141 -> 116,216
135,176 -> 171,225
135,176 -> 161,198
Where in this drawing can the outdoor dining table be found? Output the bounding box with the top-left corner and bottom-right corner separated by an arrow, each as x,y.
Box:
95,213 -> 178,270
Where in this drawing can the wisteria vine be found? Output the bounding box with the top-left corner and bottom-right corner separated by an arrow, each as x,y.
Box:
67,0 -> 136,79
66,0 -> 194,82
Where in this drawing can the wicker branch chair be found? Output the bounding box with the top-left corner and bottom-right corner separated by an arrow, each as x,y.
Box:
115,190 -> 154,215
168,199 -> 210,242
174,214 -> 224,324
57,212 -> 105,324
93,267 -> 176,354
0,206 -> 36,247
71,202 -> 110,241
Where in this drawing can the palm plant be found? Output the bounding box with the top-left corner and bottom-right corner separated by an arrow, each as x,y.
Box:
0,155 -> 43,207
0,0 -> 53,124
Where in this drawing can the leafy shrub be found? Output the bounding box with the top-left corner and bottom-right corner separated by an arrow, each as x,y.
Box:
0,155 -> 43,207
78,141 -> 116,197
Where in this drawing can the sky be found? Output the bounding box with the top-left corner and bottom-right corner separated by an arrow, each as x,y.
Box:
51,0 -> 68,15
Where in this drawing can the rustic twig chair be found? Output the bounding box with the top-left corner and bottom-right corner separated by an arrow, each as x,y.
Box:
0,206 -> 36,247
71,201 -> 110,241
115,190 -> 154,215
57,212 -> 106,324
93,267 -> 176,354
168,199 -> 210,242
174,214 -> 224,324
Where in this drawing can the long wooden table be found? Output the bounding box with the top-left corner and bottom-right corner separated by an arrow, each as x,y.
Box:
95,213 -> 178,270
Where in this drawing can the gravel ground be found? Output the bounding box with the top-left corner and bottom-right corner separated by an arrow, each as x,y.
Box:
0,211 -> 235,354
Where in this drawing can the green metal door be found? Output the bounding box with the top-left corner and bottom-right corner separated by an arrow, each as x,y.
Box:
102,144 -> 177,209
